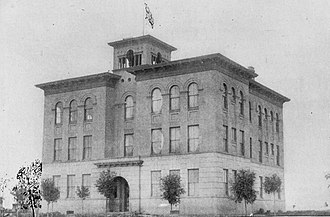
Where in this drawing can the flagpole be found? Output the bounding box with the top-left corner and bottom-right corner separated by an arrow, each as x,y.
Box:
142,2 -> 145,36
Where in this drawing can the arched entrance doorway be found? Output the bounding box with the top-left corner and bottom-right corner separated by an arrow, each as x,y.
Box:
106,177 -> 129,212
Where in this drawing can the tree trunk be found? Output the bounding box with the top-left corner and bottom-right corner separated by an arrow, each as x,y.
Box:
171,203 -> 172,211
51,202 -> 53,217
244,200 -> 247,217
31,207 -> 35,217
82,199 -> 84,214
47,202 -> 49,217
274,192 -> 276,216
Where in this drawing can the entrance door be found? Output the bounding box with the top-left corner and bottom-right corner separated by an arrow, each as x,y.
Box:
107,177 -> 129,212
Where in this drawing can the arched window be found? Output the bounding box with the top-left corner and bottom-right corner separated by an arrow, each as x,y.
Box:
249,101 -> 252,122
152,88 -> 162,113
231,87 -> 236,103
258,105 -> 262,127
125,96 -> 134,120
69,100 -> 77,124
170,85 -> 180,111
223,83 -> 228,109
239,91 -> 244,115
188,83 -> 198,109
84,98 -> 93,121
276,113 -> 279,132
264,108 -> 268,120
55,102 -> 63,124
270,111 -> 274,122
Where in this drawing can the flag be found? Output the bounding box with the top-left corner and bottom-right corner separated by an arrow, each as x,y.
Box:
144,3 -> 154,29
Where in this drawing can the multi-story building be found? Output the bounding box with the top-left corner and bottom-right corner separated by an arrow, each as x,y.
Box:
36,35 -> 290,215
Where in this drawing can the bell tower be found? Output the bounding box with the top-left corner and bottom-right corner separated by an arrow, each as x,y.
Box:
108,35 -> 177,71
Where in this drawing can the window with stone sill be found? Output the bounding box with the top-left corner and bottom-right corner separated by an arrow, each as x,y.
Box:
223,169 -> 229,196
223,125 -> 228,153
222,83 -> 228,110
239,91 -> 244,115
188,125 -> 199,153
188,169 -> 199,196
68,137 -> 77,161
275,113 -> 280,133
169,85 -> 180,111
231,87 -> 236,103
83,135 -> 92,160
54,138 -> 62,161
67,175 -> 75,198
258,105 -> 262,128
264,108 -> 268,120
151,129 -> 163,155
231,127 -> 237,143
151,88 -> 162,114
55,102 -> 63,125
125,96 -> 134,120
170,127 -> 180,153
124,134 -> 133,157
84,98 -> 93,122
82,174 -> 91,198
69,100 -> 78,124
188,83 -> 199,109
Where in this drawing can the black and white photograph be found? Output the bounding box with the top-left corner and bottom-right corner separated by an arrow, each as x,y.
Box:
1,0 -> 330,216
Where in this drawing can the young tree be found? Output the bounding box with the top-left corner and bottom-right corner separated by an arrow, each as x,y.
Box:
11,186 -> 26,216
76,186 -> 90,214
41,179 -> 60,217
230,169 -> 257,216
264,174 -> 282,215
160,174 -> 185,212
95,170 -> 117,212
13,159 -> 42,217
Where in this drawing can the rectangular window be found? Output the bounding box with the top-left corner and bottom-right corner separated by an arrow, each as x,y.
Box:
151,171 -> 161,197
249,101 -> 252,123
67,175 -> 75,198
188,169 -> 199,196
170,127 -> 180,153
265,142 -> 269,155
54,139 -> 62,161
223,125 -> 228,152
231,127 -> 237,143
169,170 -> 180,176
223,169 -> 229,196
240,130 -> 245,156
124,134 -> 133,157
53,175 -> 61,197
259,140 -> 263,163
83,136 -> 92,160
151,129 -> 162,155
68,137 -> 77,161
271,143 -> 274,155
276,145 -> 280,166
259,176 -> 263,198
188,125 -> 199,152
249,138 -> 253,158
82,174 -> 91,197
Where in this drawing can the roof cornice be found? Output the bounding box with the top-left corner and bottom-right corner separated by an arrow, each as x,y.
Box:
249,80 -> 290,105
108,34 -> 177,52
35,72 -> 121,95
126,53 -> 258,81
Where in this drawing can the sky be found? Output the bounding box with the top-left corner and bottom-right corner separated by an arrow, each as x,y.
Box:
1,0 -> 330,211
